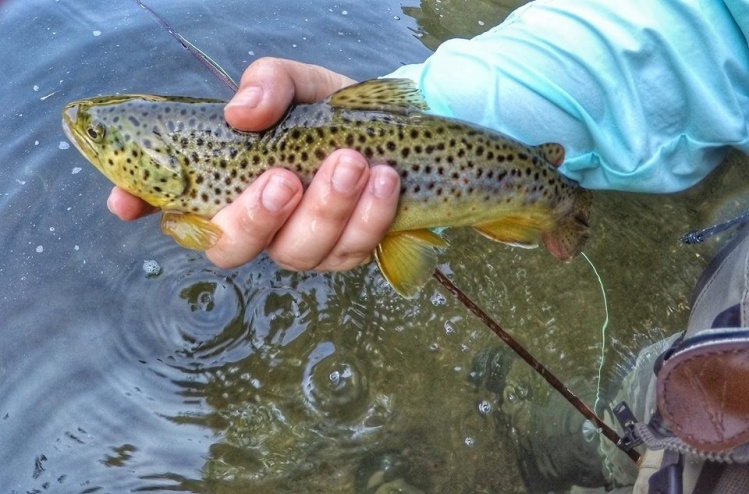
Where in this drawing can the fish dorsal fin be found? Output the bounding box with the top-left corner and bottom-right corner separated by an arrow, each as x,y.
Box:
533,142 -> 565,168
374,229 -> 447,298
328,79 -> 429,114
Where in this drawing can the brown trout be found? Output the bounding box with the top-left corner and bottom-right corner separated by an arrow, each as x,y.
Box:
62,78 -> 591,297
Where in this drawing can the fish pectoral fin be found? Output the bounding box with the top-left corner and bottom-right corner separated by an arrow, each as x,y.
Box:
327,79 -> 430,114
473,215 -> 554,249
375,229 -> 447,298
160,211 -> 222,250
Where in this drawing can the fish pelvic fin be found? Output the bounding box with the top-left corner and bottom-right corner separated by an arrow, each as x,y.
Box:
161,210 -> 223,250
375,229 -> 447,298
542,189 -> 593,260
473,213 -> 555,249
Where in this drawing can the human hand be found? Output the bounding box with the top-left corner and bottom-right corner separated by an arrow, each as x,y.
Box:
107,57 -> 401,271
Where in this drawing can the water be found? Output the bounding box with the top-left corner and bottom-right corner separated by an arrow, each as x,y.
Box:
2,0 -> 749,492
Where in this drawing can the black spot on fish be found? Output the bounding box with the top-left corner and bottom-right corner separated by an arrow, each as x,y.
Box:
128,116 -> 140,127
411,164 -> 420,172
195,175 -> 204,184
401,148 -> 410,159
414,145 -> 423,154
424,165 -> 432,174
252,155 -> 261,165
291,129 -> 301,140
213,172 -> 220,180
315,148 -> 326,160
409,129 -> 419,139
345,134 -> 355,146
518,152 -> 528,161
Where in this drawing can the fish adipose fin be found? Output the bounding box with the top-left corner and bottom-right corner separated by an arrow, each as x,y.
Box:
375,229 -> 447,298
161,211 -> 223,250
328,79 -> 430,114
473,214 -> 555,249
542,189 -> 593,261
533,142 -> 565,168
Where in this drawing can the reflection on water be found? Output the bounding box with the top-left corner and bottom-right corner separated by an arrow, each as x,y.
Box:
404,0 -> 525,51
2,0 -> 749,492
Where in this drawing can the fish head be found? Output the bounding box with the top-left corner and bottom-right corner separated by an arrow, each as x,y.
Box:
62,95 -> 188,207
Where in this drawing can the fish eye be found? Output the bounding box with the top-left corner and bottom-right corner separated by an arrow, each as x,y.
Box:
86,123 -> 106,141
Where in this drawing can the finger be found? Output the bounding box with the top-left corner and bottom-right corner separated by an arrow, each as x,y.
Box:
224,57 -> 355,131
107,186 -> 158,220
314,165 -> 401,272
206,169 -> 303,268
266,149 -> 370,271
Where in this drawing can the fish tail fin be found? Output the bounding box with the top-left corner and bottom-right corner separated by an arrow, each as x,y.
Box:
375,229 -> 447,298
542,189 -> 592,260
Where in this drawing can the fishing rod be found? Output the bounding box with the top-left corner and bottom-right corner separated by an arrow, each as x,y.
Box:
681,207 -> 749,244
434,269 -> 640,462
134,0 -> 640,465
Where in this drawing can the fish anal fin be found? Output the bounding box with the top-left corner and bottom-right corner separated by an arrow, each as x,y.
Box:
328,79 -> 429,114
533,143 -> 565,168
473,214 -> 554,248
161,211 -> 222,250
374,229 -> 446,298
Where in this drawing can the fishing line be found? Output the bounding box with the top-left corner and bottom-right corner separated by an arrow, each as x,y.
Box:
583,252 -> 609,420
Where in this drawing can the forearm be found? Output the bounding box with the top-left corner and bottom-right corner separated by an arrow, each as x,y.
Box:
389,0 -> 749,192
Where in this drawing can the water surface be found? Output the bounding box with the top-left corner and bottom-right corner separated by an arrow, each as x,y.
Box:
1,1 -> 747,493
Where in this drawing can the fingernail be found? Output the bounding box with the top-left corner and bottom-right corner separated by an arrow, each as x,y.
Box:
106,194 -> 115,214
261,174 -> 296,212
332,155 -> 367,193
227,86 -> 263,110
372,167 -> 399,198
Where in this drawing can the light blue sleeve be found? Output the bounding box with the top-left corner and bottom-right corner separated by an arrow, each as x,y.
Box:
387,0 -> 749,193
